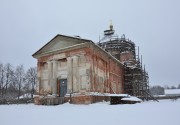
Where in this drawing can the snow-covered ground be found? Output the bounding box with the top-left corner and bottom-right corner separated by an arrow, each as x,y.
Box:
0,99 -> 180,125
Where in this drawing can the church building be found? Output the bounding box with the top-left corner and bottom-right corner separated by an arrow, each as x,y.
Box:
32,26 -> 124,104
32,24 -> 149,104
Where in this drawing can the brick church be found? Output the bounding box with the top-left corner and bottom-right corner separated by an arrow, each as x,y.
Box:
33,24 -> 149,104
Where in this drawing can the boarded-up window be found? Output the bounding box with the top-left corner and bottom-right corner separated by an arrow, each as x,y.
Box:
60,61 -> 67,67
58,60 -> 67,68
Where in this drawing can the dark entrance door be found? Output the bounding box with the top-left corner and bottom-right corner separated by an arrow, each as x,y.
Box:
59,79 -> 67,97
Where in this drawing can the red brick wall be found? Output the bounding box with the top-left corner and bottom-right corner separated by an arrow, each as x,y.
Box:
36,45 -> 124,97
71,95 -> 110,104
88,45 -> 124,94
71,95 -> 92,104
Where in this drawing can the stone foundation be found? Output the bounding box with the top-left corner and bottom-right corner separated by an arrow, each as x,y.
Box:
71,95 -> 110,104
34,95 -> 110,105
34,96 -> 64,105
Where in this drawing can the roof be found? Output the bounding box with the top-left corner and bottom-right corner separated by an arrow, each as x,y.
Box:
165,89 -> 180,95
32,34 -> 92,58
32,34 -> 123,66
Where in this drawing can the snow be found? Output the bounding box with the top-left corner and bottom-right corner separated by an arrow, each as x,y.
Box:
105,93 -> 142,102
165,89 -> 180,95
88,93 -> 129,97
0,99 -> 180,125
89,92 -> 107,96
66,92 -> 129,97
153,95 -> 166,97
17,94 -> 39,99
65,92 -> 106,96
18,93 -> 32,99
106,93 -> 128,97
121,96 -> 142,102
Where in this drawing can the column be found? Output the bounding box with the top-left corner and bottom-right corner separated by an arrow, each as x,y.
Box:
52,60 -> 58,95
47,61 -> 52,93
37,62 -> 41,94
67,57 -> 73,93
72,56 -> 79,92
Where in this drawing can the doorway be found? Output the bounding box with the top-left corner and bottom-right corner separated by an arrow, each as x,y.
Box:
58,79 -> 67,97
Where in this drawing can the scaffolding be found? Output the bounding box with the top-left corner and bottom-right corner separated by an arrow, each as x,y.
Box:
98,25 -> 157,101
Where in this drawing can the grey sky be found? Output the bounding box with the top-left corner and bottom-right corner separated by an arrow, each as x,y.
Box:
0,0 -> 180,86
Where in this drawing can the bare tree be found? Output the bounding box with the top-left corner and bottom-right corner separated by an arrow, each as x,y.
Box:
3,63 -> 14,98
25,67 -> 37,99
0,63 -> 5,98
150,85 -> 164,95
170,86 -> 176,89
177,84 -> 180,89
164,85 -> 170,89
14,65 -> 25,100
0,62 -> 38,104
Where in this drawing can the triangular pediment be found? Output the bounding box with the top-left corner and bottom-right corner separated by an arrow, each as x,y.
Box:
33,34 -> 91,58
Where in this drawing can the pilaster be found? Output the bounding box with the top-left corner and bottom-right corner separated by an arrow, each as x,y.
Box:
47,61 -> 52,93
67,57 -> 73,93
52,60 -> 58,95
72,56 -> 79,92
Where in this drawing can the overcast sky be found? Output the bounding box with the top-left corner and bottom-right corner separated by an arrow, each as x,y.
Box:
0,0 -> 180,87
